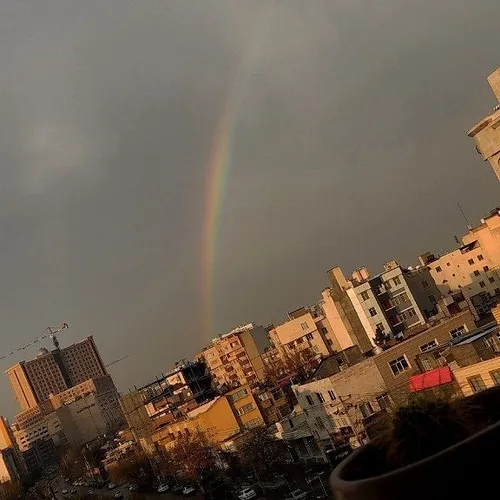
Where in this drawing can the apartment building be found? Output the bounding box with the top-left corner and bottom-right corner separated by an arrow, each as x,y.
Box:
12,375 -> 124,452
151,391 -> 261,453
321,268 -> 380,354
198,324 -> 268,389
293,360 -> 389,454
7,336 -> 107,411
254,383 -> 296,425
420,209 -> 500,316
277,311 -> 477,461
468,67 -> 500,180
226,385 -> 265,430
0,418 -> 28,485
275,407 -> 323,463
347,261 -> 440,341
269,311 -> 335,366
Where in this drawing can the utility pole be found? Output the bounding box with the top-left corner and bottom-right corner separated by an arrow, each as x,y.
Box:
339,395 -> 363,447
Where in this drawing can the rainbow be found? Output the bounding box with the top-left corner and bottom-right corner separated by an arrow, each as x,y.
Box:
200,9 -> 272,340
201,97 -> 236,341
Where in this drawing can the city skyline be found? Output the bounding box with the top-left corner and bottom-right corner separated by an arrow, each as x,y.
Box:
0,0 -> 499,419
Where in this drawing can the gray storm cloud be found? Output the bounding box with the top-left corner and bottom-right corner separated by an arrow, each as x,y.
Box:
0,0 -> 498,416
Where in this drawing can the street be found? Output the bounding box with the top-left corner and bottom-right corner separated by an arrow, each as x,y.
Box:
50,477 -> 204,500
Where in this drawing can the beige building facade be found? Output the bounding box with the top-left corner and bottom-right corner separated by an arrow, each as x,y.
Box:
7,336 -> 107,411
321,268 -> 374,354
453,357 -> 500,397
12,376 -> 124,451
199,324 -> 268,389
294,361 -> 388,451
420,209 -> 500,316
269,311 -> 337,363
468,68 -> 500,180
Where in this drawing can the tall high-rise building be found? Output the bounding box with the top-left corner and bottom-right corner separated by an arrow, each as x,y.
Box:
7,336 -> 107,411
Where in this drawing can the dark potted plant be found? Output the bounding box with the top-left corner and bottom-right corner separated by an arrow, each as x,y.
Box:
330,386 -> 500,499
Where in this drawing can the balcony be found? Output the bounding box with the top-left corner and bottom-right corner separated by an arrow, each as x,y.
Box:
376,286 -> 388,296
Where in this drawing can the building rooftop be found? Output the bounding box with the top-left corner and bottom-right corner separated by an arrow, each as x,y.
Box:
186,397 -> 220,418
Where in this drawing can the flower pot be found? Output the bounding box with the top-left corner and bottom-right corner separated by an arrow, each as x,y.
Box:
330,386 -> 500,500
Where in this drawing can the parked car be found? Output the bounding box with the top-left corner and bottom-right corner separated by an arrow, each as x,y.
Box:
182,485 -> 196,496
87,490 -> 94,496
128,484 -> 139,492
108,483 -> 117,490
157,484 -> 170,493
113,491 -> 123,499
285,490 -> 309,500
62,489 -> 69,495
264,479 -> 286,490
70,489 -> 77,495
238,487 -> 257,499
171,484 -> 184,494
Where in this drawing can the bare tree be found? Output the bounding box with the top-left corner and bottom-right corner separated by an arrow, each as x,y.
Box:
165,431 -> 215,481
238,427 -> 288,479
264,347 -> 319,384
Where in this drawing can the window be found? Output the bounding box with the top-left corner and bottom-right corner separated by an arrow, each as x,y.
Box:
435,266 -> 442,273
450,325 -> 467,338
393,276 -> 402,286
421,280 -> 429,288
359,402 -> 374,419
327,338 -> 333,346
228,388 -> 249,402
237,403 -> 255,415
489,277 -> 496,284
316,392 -> 325,403
369,307 -> 377,317
328,390 -> 336,401
305,395 -> 314,406
478,254 -> 484,261
474,270 -> 480,277
315,416 -> 325,430
490,370 -> 500,386
375,322 -> 385,333
300,322 -> 308,331
428,295 -> 436,304
419,339 -> 438,353
297,337 -> 304,344
389,356 -> 410,375
385,280 -> 392,290
484,266 -> 490,272
496,288 -> 500,295
479,281 -> 486,288
321,327 -> 328,334
468,259 -> 474,265
360,290 -> 370,301
246,418 -> 262,429
376,394 -> 391,410
468,375 -> 486,393
446,262 -> 451,267
306,333 -> 313,341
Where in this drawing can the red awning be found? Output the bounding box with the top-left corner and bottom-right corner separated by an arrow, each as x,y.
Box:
409,366 -> 453,392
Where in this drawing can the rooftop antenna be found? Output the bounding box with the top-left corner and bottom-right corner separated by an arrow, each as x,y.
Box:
457,203 -> 472,230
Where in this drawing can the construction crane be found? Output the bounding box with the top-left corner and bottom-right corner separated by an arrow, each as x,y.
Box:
105,355 -> 129,368
0,322 -> 69,362
46,323 -> 69,350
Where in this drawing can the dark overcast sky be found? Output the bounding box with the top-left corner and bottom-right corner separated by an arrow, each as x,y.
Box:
0,0 -> 499,417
